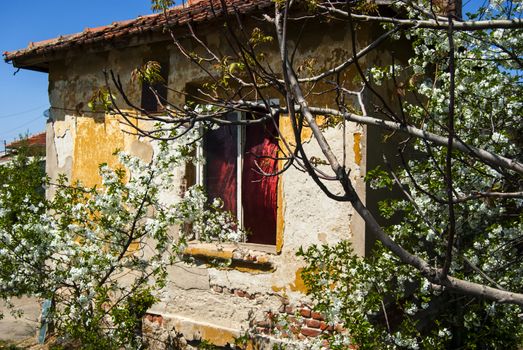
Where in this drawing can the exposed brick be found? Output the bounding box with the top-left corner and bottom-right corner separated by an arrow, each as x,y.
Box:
305,318 -> 321,329
279,304 -> 286,313
320,321 -> 333,331
279,329 -> 290,338
334,324 -> 346,333
311,311 -> 325,320
256,326 -> 270,334
234,289 -> 246,297
287,315 -> 299,325
301,327 -> 321,337
256,319 -> 271,328
285,305 -> 294,314
299,308 -> 311,318
289,324 -> 300,335
153,315 -> 163,326
212,285 -> 223,293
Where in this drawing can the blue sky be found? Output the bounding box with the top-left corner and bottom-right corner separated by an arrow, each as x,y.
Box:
0,1 -> 160,147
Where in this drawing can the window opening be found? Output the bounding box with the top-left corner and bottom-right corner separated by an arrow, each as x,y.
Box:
198,111 -> 279,245
140,60 -> 169,113
203,113 -> 238,217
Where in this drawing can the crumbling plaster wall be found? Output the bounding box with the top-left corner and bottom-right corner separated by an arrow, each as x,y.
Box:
47,46 -> 156,193
44,18 -> 379,346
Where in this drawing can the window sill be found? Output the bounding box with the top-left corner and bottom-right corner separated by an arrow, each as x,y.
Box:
183,241 -> 276,272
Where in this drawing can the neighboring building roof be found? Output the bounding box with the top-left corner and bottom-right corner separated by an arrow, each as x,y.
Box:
1,132 -> 46,163
7,132 -> 46,150
3,0 -> 273,72
1,132 -> 46,164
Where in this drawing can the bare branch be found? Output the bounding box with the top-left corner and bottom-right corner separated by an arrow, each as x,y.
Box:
442,15 -> 456,279
307,106 -> 523,175
318,4 -> 523,30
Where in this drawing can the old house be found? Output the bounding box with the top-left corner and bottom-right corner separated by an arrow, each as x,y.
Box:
4,0 -> 398,347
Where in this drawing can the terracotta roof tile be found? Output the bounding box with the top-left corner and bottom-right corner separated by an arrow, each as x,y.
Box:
4,0 -> 273,64
6,132 -> 46,149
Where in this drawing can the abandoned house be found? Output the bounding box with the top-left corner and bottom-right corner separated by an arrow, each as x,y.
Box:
4,0 -> 400,347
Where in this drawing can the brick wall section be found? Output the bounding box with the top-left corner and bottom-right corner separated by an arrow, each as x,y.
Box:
145,313 -> 164,326
211,284 -> 260,300
250,306 -> 333,348
208,284 -> 346,341
144,286 -> 348,348
263,304 -> 341,340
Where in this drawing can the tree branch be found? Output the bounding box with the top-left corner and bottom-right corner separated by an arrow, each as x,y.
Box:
318,4 -> 523,30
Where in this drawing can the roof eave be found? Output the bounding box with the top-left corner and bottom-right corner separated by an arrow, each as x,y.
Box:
6,57 -> 49,73
4,0 -> 275,72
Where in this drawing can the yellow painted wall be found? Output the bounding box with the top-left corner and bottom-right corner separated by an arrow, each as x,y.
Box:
71,114 -> 128,187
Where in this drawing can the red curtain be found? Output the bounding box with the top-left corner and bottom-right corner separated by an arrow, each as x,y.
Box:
204,114 -> 279,245
204,123 -> 237,216
242,117 -> 279,245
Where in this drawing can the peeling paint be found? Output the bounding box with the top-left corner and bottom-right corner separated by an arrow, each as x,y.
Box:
278,114 -> 314,149
353,132 -> 362,166
163,313 -> 239,347
129,139 -> 153,163
54,127 -> 73,169
290,268 -> 308,293
271,285 -> 284,293
270,268 -> 308,294
71,115 -> 128,186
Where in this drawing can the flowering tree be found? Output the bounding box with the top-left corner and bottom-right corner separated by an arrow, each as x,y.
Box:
107,0 -> 523,347
0,130 -> 243,348
0,148 -> 46,302
2,0 -> 521,348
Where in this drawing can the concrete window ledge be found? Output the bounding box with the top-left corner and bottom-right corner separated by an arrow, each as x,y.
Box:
184,241 -> 276,272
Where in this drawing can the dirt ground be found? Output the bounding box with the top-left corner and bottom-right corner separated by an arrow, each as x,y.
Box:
0,297 -> 41,348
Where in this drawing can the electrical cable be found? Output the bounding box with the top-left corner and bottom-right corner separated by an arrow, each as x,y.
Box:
0,115 -> 44,138
0,105 -> 47,119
